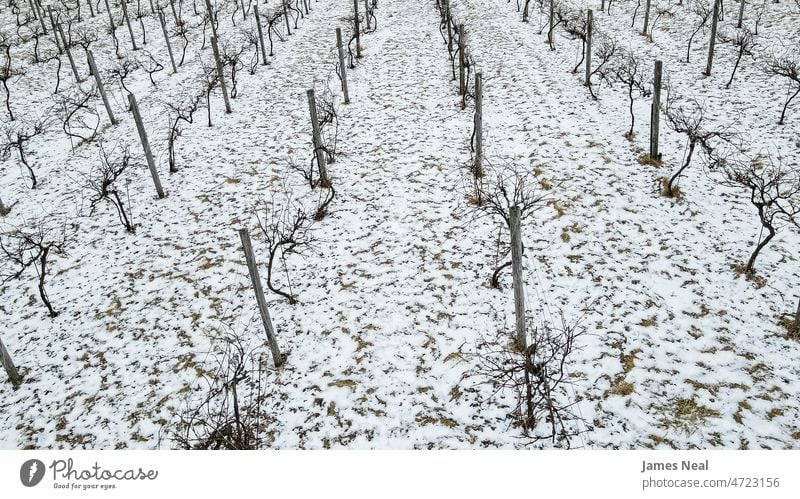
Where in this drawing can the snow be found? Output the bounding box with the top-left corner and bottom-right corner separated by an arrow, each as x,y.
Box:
1,0 -> 799,449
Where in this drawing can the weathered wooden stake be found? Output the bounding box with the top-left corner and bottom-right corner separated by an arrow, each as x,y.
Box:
354,0 -> 362,58
47,6 -> 61,54
238,228 -> 284,368
103,0 -> 115,33
475,72 -> 483,174
364,0 -> 370,31
87,50 -> 117,125
737,0 -> 745,29
169,0 -> 179,26
510,206 -> 527,351
33,0 -> 48,35
282,0 -> 291,36
210,36 -> 232,113
204,0 -> 220,41
158,11 -> 178,73
642,0 -> 651,35
120,0 -> 138,50
548,0 -> 555,46
705,0 -> 720,76
129,93 -> 166,199
0,336 -> 22,389
56,22 -> 83,83
650,60 -> 662,160
254,5 -> 268,65
307,89 -> 329,186
336,28 -> 350,104
458,23 -> 465,97
445,0 -> 453,61
585,9 -> 593,86
0,195 -> 8,215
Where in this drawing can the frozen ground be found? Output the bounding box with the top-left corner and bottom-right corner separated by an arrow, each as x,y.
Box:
0,0 -> 799,449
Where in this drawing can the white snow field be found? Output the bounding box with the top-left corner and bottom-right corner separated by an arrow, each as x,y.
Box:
0,0 -> 799,449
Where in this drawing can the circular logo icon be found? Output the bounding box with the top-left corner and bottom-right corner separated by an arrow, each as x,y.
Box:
20,459 -> 46,487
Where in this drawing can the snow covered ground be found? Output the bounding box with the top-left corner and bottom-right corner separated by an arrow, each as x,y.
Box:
1,0 -> 799,449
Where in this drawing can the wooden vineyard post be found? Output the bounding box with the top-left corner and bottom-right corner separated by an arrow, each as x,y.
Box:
307,89 -> 330,187
642,0 -> 651,36
159,11 -> 178,74
120,0 -> 138,51
56,22 -> 82,83
474,72 -> 483,175
0,336 -> 22,389
650,60 -> 662,161
585,9 -> 593,87
210,36 -> 232,113
47,6 -> 62,54
336,28 -> 350,104
510,206 -> 527,351
548,0 -> 554,47
238,229 -> 284,368
33,0 -> 47,35
364,0 -> 370,31
0,195 -> 8,216
283,0 -> 291,36
128,93 -> 166,199
705,0 -> 720,76
458,24 -> 465,98
354,0 -> 362,58
445,0 -> 453,62
87,50 -> 117,125
169,0 -> 179,26
737,0 -> 745,29
204,0 -> 220,40
254,5 -> 268,65
103,0 -> 115,35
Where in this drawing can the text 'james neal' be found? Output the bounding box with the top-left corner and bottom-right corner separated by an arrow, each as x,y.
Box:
641,460 -> 709,473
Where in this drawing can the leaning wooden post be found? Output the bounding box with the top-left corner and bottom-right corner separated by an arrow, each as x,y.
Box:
336,28 -> 350,104
282,0 -> 291,36
103,0 -> 115,34
354,0 -> 362,58
642,0 -> 651,35
238,229 -> 284,368
307,89 -> 329,186
0,336 -> 22,389
737,0 -> 745,29
474,72 -> 483,175
87,50 -> 117,125
120,0 -> 138,50
47,7 -> 62,54
650,60 -> 662,161
56,22 -> 82,83
204,0 -> 220,40
254,5 -> 268,65
509,206 -> 527,351
458,23 -> 465,97
210,36 -> 232,113
33,0 -> 48,35
585,9 -> 593,86
159,11 -> 178,74
705,0 -> 720,76
445,0 -> 453,61
129,93 -> 166,199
